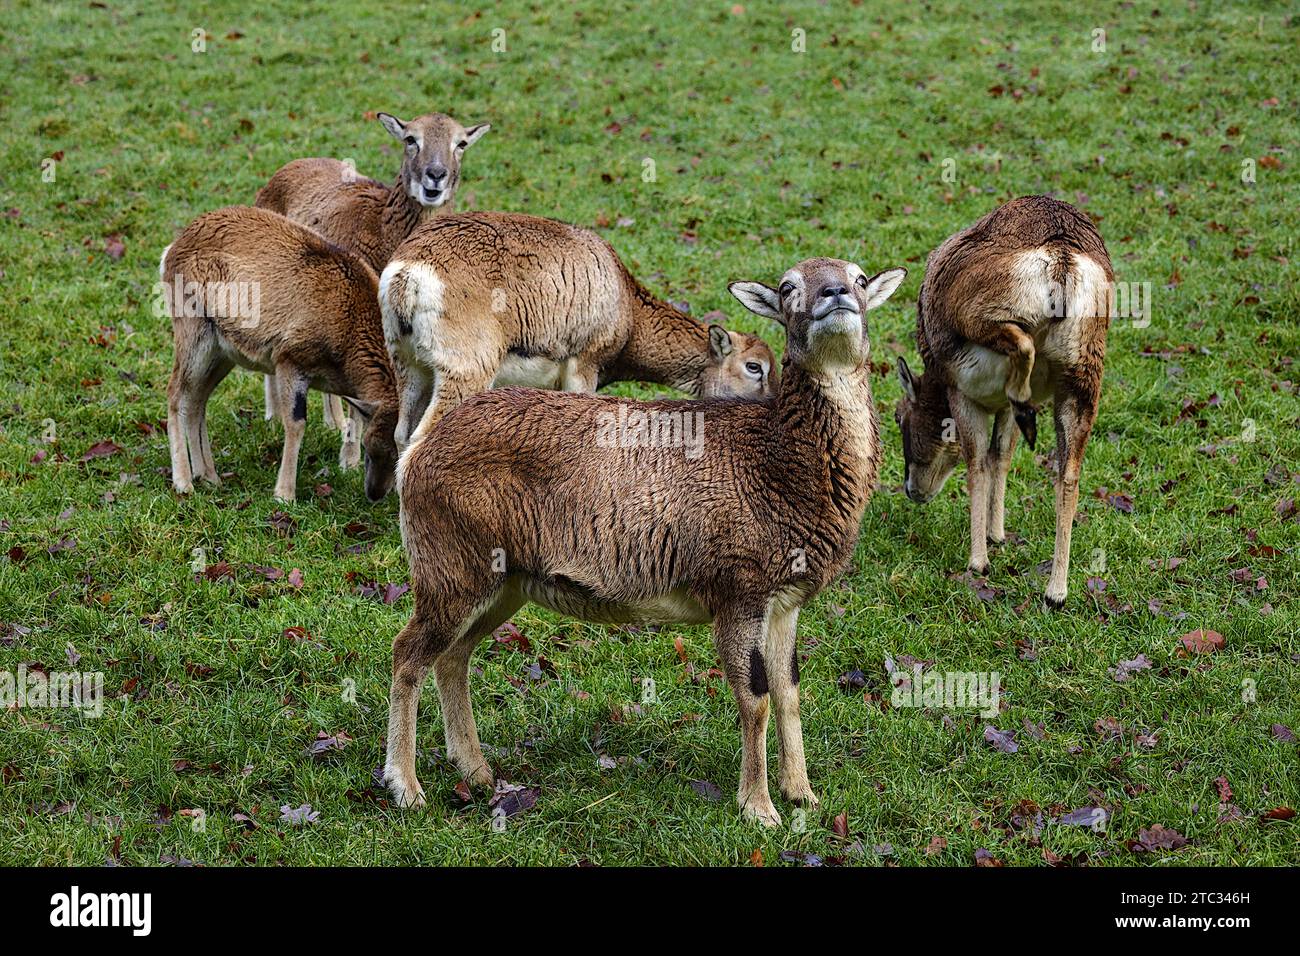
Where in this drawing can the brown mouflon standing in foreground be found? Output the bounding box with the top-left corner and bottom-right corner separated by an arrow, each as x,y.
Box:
256,111 -> 489,465
379,211 -> 779,450
160,206 -> 400,503
894,195 -> 1113,608
385,258 -> 906,825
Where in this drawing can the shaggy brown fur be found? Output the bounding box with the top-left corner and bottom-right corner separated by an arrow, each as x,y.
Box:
380,211 -> 779,449
254,111 -> 487,461
894,195 -> 1113,607
160,206 -> 399,503
384,257 -> 906,825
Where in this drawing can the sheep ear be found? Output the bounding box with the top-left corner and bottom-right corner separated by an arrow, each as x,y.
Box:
728,281 -> 783,323
462,123 -> 490,147
861,267 -> 907,311
707,324 -> 733,362
897,356 -> 918,403
342,397 -> 377,420
377,112 -> 406,140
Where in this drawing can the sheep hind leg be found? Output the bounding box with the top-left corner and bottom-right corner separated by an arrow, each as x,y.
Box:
263,373 -> 276,421
271,366 -> 310,503
985,405 -> 1019,546
434,584 -> 524,790
407,363 -> 501,449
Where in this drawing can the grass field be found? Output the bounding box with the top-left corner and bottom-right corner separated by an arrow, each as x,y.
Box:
0,0 -> 1297,866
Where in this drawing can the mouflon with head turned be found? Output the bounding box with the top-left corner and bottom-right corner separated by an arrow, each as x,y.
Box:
384,257 -> 906,825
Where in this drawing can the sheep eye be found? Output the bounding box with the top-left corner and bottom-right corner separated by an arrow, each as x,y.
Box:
745,361 -> 762,375
855,273 -> 868,288
778,281 -> 794,296
456,140 -> 468,150
404,136 -> 418,147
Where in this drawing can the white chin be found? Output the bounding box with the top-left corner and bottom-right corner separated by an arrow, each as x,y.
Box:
809,311 -> 861,341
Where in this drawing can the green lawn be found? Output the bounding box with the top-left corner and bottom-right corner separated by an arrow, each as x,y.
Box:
0,0 -> 1297,866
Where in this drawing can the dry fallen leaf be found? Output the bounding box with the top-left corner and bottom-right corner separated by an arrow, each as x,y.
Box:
1179,629 -> 1225,654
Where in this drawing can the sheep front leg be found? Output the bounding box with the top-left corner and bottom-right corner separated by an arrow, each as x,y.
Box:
714,607 -> 779,827
1045,380 -> 1099,609
263,373 -> 277,421
338,403 -> 363,471
767,605 -> 816,808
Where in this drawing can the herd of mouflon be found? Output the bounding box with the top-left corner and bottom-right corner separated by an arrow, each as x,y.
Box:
158,109 -> 1113,825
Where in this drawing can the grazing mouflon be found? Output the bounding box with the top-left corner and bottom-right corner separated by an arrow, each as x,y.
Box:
894,195 -> 1112,607
384,257 -> 905,825
379,211 -> 778,449
161,206 -> 399,503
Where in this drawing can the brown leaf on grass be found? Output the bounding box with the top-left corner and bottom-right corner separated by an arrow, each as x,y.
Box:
104,235 -> 126,260
267,510 -> 297,537
924,835 -> 947,856
281,625 -> 312,642
1215,776 -> 1233,803
1272,723 -> 1297,743
199,561 -> 235,583
1094,716 -> 1124,739
1110,653 -> 1153,683
306,730 -> 352,758
452,780 -> 473,804
80,439 -> 123,462
286,568 -> 304,589
983,725 -> 1018,753
689,779 -> 724,803
673,635 -> 689,665
832,812 -> 849,838
749,848 -> 763,867
1179,629 -> 1224,654
492,622 -> 530,652
973,848 -> 1004,867
1129,824 -> 1188,852
1260,807 -> 1295,822
489,782 -> 538,818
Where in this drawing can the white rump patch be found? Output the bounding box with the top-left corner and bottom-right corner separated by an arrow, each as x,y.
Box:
1067,254 -> 1110,320
380,260 -> 445,363
1007,248 -> 1056,318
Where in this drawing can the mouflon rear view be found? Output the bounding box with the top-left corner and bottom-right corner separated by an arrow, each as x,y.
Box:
385,258 -> 906,825
893,195 -> 1113,608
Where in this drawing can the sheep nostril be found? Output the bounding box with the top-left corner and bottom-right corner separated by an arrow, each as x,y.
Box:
822,286 -> 848,298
